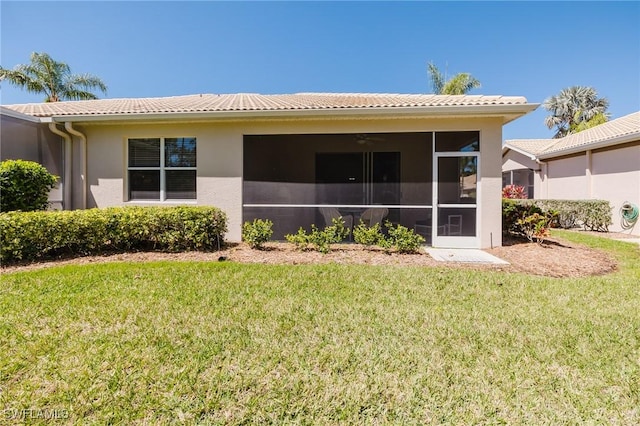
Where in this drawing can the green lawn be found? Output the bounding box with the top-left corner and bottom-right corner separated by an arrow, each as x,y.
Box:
1,231 -> 639,424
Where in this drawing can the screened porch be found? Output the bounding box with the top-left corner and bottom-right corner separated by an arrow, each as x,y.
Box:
243,131 -> 478,246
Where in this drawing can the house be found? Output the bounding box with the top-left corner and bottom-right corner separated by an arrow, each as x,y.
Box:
0,107 -> 64,209
2,93 -> 537,248
503,111 -> 640,235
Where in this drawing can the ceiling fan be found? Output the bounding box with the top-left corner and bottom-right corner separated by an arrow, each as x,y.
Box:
354,133 -> 386,145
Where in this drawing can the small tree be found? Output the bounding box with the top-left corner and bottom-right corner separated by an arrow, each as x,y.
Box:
0,160 -> 58,212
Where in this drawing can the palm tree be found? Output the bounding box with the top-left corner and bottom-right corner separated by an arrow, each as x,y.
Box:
543,86 -> 609,138
0,52 -> 107,102
427,62 -> 481,95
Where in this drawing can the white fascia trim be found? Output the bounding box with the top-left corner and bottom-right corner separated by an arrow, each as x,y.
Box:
502,143 -> 539,161
0,106 -> 42,123
537,132 -> 640,159
48,103 -> 540,124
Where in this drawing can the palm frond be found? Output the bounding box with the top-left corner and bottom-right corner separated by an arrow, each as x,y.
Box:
427,62 -> 444,94
544,86 -> 609,138
1,51 -> 106,102
441,73 -> 481,95
66,73 -> 107,94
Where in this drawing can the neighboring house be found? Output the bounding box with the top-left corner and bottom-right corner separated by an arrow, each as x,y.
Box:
0,107 -> 64,209
503,111 -> 640,235
2,93 -> 537,248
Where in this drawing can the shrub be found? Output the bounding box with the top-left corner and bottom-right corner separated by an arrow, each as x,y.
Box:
517,213 -> 552,243
0,206 -> 227,264
353,220 -> 425,254
0,159 -> 58,212
502,199 -> 556,244
242,219 -> 273,249
353,221 -> 385,246
383,221 -> 426,253
506,199 -> 612,232
285,217 -> 349,254
502,185 -> 527,199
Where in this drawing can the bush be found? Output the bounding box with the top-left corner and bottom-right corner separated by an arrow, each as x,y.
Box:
517,213 -> 552,243
383,222 -> 426,253
505,199 -> 612,232
353,222 -> 385,246
536,200 -> 613,232
502,199 -> 556,244
242,219 -> 273,249
0,159 -> 58,212
0,206 -> 227,264
502,185 -> 527,199
285,218 -> 349,254
353,220 -> 425,254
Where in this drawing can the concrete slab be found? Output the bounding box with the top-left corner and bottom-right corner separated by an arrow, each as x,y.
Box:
426,248 -> 509,265
614,238 -> 640,246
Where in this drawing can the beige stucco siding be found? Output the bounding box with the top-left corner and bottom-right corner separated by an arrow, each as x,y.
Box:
546,154 -> 588,199
502,150 -> 538,172
73,116 -> 505,245
592,144 -> 640,234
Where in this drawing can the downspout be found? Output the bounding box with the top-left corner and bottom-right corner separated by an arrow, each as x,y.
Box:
534,158 -> 547,199
48,123 -> 72,210
64,122 -> 87,209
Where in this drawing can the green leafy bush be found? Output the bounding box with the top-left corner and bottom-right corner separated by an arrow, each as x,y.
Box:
353,220 -> 424,254
517,213 -> 552,243
505,199 -> 612,232
242,219 -> 273,249
502,199 -> 556,244
383,222 -> 426,253
0,206 -> 227,263
285,217 -> 349,254
0,159 -> 58,212
353,221 -> 385,246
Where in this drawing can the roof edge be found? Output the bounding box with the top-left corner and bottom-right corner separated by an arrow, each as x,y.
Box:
0,106 -> 42,123
502,143 -> 540,161
42,103 -> 539,124
538,132 -> 640,159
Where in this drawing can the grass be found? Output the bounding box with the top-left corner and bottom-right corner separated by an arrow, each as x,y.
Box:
1,231 -> 639,424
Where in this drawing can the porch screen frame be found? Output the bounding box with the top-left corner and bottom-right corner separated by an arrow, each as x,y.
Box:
432,132 -> 481,249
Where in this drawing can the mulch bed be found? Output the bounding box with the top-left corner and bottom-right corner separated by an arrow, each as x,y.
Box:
1,233 -> 620,278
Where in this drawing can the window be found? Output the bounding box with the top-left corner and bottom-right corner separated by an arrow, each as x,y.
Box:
435,131 -> 479,152
128,137 -> 196,201
502,169 -> 534,199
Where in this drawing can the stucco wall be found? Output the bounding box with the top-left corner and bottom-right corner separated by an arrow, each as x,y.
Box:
592,144 -> 640,235
502,149 -> 538,172
546,154 -> 588,199
74,116 -> 505,246
0,114 -> 64,209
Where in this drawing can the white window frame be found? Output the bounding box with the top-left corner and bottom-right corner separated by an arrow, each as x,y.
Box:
127,137 -> 197,202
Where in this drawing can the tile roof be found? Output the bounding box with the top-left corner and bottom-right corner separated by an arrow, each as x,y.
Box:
542,111 -> 640,155
505,111 -> 640,158
3,92 -> 532,118
504,139 -> 558,156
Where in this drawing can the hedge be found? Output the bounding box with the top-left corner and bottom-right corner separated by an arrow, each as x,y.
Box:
0,206 -> 227,264
506,199 -> 612,232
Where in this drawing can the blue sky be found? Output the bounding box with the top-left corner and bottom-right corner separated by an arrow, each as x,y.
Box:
1,1 -> 638,141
